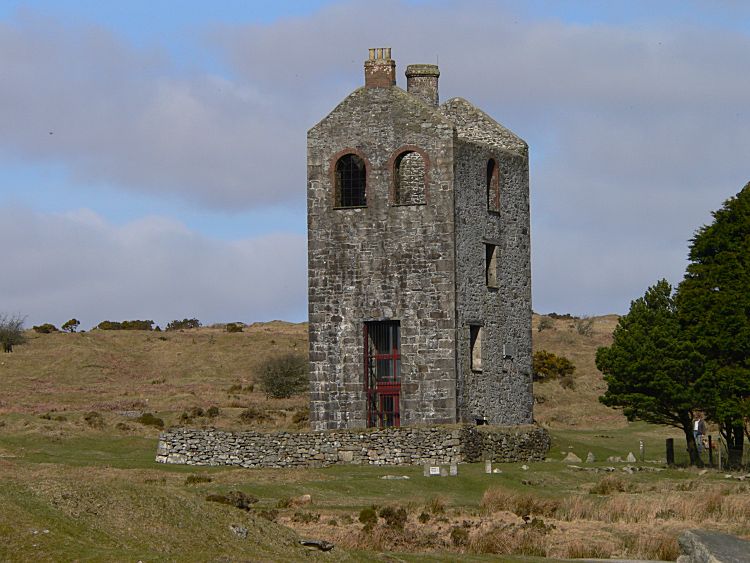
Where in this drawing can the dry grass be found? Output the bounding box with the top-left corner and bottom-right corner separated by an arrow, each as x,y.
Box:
532,313 -> 625,428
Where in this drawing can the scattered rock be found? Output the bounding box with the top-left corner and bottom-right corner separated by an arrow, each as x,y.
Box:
229,524 -> 248,539
563,452 -> 582,463
622,466 -> 634,474
607,456 -> 623,463
586,452 -> 596,463
380,475 -> 410,480
521,464 -> 529,470
677,529 -> 750,563
300,539 -> 334,552
492,468 -> 502,474
626,452 -> 637,463
698,469 -> 708,476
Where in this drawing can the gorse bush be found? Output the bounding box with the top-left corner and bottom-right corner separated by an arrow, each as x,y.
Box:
225,322 -> 244,333
32,323 -> 58,333
258,353 -> 308,398
532,350 -> 575,382
97,320 -> 154,331
61,318 -> 80,332
135,412 -> 164,428
166,318 -> 201,331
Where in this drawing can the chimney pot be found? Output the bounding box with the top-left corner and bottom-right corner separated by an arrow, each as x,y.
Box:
364,47 -> 396,88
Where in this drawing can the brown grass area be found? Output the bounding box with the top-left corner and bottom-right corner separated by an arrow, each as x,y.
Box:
532,313 -> 625,428
0,323 -> 308,426
282,480 -> 750,560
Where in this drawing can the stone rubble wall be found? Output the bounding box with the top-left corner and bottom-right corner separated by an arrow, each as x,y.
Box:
156,424 -> 550,468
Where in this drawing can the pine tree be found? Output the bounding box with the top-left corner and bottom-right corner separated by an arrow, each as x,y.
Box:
677,183 -> 750,468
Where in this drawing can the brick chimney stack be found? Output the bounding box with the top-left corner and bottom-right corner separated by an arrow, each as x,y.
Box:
405,64 -> 440,106
364,48 -> 396,88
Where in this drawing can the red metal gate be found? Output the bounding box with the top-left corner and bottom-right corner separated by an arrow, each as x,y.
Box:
364,321 -> 401,427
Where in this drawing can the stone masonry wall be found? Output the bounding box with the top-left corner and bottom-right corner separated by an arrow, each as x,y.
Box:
156,425 -> 550,468
442,98 -> 533,426
307,86 -> 458,430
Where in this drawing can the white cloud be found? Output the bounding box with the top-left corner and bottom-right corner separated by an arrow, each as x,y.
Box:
1,2 -> 749,315
0,207 -> 307,328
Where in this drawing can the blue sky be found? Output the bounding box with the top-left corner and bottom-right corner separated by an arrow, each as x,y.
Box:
1,1 -> 749,327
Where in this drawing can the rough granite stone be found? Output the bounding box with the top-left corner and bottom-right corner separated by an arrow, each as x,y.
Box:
307,48 -> 532,430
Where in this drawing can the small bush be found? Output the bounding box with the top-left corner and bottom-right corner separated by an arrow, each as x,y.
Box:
227,383 -> 253,394
135,412 -> 164,429
185,474 -> 212,485
450,526 -> 469,547
206,406 -> 220,418
166,318 -> 201,331
417,511 -> 430,523
97,320 -> 154,331
532,350 -> 575,382
84,411 -> 104,428
33,323 -> 58,333
537,316 -> 553,332
427,496 -> 446,514
205,490 -> 257,511
590,475 -> 628,495
379,506 -> 407,530
61,318 -> 80,332
238,407 -> 270,424
574,315 -> 594,336
258,353 -> 308,399
291,511 -> 320,524
225,322 -> 244,333
359,507 -> 378,526
277,497 -> 293,509
0,313 -> 26,352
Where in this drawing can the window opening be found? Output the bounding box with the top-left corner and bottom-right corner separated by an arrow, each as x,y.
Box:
394,151 -> 426,205
364,321 -> 401,427
485,244 -> 498,288
335,153 -> 366,207
470,325 -> 483,372
487,159 -> 500,212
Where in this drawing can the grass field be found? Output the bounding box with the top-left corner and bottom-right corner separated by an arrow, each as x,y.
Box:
0,317 -> 748,561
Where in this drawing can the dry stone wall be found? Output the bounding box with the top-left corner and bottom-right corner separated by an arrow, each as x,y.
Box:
156,425 -> 550,468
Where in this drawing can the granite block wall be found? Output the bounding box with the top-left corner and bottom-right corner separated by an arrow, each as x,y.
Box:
156,425 -> 550,468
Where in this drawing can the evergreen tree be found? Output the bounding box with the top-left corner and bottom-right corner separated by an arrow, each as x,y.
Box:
596,280 -> 704,465
677,183 -> 750,468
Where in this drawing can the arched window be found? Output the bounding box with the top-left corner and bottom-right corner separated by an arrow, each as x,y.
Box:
335,154 -> 366,207
487,159 -> 500,212
394,151 -> 426,205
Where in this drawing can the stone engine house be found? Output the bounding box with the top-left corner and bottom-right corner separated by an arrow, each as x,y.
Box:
307,48 -> 532,431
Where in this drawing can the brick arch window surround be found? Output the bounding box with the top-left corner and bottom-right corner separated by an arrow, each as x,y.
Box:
334,153 -> 367,208
487,158 -> 500,212
392,147 -> 428,205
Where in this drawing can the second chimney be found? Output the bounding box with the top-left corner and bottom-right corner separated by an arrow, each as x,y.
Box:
405,64 -> 440,106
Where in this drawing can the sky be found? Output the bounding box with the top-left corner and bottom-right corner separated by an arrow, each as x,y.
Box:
1,0 -> 749,329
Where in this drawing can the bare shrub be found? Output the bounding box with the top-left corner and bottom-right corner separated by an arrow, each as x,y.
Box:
426,496 -> 446,514
590,475 -> 628,495
0,313 -> 26,352
537,316 -> 553,332
574,315 -> 594,336
633,533 -> 680,561
480,488 -> 559,518
469,524 -> 549,557
258,353 -> 307,398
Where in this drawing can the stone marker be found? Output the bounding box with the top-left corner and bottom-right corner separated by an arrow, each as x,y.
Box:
586,452 -> 596,463
440,467 -> 449,477
563,452 -> 582,463
626,452 -> 637,463
449,463 -> 458,476
485,460 -> 492,473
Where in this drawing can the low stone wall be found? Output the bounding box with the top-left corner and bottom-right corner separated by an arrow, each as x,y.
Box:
155,424 -> 550,468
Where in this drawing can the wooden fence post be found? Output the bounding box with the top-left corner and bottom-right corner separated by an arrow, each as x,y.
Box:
666,438 -> 674,466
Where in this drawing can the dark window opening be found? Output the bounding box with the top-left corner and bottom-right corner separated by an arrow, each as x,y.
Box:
394,151 -> 426,205
485,244 -> 498,288
487,159 -> 500,212
335,153 -> 366,207
364,321 -> 401,427
470,325 -> 483,372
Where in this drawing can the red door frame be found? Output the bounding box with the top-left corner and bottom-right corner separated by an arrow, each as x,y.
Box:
364,322 -> 401,428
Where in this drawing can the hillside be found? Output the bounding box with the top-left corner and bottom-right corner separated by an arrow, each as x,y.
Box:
0,315 -> 623,429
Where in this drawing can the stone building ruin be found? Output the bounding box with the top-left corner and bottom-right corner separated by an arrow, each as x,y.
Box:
307,48 -> 532,431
